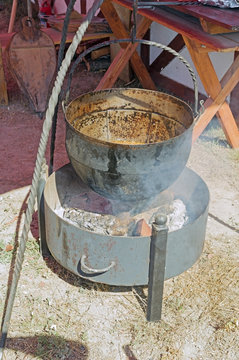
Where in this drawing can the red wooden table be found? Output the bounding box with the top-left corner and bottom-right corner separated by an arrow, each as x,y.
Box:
98,0 -> 239,148
170,3 -> 239,33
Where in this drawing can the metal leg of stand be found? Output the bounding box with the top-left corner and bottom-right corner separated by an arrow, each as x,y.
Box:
147,214 -> 168,322
37,160 -> 51,257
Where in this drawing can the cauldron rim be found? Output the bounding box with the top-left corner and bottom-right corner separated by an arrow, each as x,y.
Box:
64,88 -> 195,148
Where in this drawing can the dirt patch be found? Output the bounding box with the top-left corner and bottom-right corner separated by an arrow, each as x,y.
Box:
0,22 -> 239,359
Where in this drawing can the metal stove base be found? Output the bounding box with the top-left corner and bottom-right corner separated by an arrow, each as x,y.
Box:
41,163 -> 209,287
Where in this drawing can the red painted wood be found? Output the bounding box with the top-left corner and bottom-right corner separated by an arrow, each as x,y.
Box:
230,51 -> 239,125
171,5 -> 239,30
108,0 -> 239,147
149,70 -> 207,104
113,0 -> 239,51
150,34 -> 185,71
141,29 -> 151,69
80,0 -> 87,14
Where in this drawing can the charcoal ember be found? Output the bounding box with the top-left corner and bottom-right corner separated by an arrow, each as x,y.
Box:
133,219 -> 152,236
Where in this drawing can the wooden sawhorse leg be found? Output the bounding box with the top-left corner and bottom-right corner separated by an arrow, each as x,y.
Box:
183,36 -> 239,148
150,34 -> 185,72
230,51 -> 239,125
0,46 -> 8,105
98,0 -> 156,90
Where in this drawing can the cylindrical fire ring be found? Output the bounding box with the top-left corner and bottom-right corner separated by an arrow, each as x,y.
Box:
44,164 -> 209,286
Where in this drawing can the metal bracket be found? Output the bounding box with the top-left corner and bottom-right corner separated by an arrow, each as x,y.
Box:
147,214 -> 168,322
80,255 -> 116,274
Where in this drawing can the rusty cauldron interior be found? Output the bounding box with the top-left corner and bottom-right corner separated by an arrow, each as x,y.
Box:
64,88 -> 195,201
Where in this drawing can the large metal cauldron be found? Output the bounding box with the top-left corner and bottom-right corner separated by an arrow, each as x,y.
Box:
65,88 -> 194,201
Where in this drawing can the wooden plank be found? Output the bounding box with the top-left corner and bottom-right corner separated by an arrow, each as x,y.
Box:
80,0 -> 87,14
184,36 -> 239,148
215,104 -> 239,148
96,47 -> 127,89
4,1 -> 239,52
96,16 -> 156,90
230,51 -> 239,125
113,0 -> 239,52
48,13 -> 111,33
110,3 -> 132,82
43,28 -> 111,44
130,37 -> 157,90
91,46 -> 110,60
183,36 -> 222,94
217,51 -> 239,102
149,70 -> 206,105
0,29 -> 111,50
141,28 -> 150,69
195,97 -> 239,147
8,0 -> 18,33
171,4 -> 239,31
101,0 -> 134,40
110,2 -> 131,38
110,37 -> 132,82
199,18 -> 238,35
100,0 -> 156,89
150,34 -> 185,72
0,46 -> 8,105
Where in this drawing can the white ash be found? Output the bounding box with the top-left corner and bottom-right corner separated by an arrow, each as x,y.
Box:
63,209 -> 117,236
166,199 -> 188,232
58,198 -> 188,236
147,199 -> 188,232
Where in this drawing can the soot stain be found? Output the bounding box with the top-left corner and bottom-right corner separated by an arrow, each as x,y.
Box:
107,148 -> 121,182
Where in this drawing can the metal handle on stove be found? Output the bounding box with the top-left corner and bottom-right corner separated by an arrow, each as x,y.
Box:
64,38 -> 200,115
80,254 -> 116,274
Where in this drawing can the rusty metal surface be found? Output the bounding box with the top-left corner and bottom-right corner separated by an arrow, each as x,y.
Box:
43,164 -> 209,286
65,88 -> 194,201
147,215 -> 168,322
7,17 -> 56,114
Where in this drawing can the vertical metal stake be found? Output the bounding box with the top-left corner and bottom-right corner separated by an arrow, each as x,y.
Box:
147,214 -> 168,322
37,160 -> 50,257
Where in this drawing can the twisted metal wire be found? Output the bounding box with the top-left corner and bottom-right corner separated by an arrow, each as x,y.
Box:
66,38 -> 198,114
0,0 -> 104,357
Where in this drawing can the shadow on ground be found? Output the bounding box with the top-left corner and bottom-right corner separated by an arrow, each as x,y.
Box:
5,335 -> 88,359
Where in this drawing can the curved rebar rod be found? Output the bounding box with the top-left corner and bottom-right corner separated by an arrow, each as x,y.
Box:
65,38 -> 198,114
0,0 -> 104,357
49,0 -> 77,175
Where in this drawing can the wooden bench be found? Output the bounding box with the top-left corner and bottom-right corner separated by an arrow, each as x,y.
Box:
99,0 -> 239,148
